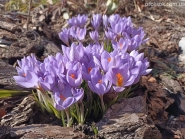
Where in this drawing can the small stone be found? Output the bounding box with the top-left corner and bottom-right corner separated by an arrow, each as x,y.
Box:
148,77 -> 156,83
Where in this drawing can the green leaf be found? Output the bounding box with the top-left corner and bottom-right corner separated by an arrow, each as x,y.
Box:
48,102 -> 60,119
92,124 -> 98,135
32,90 -> 46,112
0,89 -> 30,98
70,111 -> 79,122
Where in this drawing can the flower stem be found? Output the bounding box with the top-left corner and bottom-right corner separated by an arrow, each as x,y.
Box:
75,103 -> 80,122
100,95 -> 106,115
80,102 -> 84,125
65,109 -> 70,127
60,110 -> 66,127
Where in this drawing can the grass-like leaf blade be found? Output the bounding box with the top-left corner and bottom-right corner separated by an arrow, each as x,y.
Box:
0,89 -> 30,98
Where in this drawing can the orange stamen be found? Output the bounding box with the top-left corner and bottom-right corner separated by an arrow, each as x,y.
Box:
70,74 -> 76,79
119,43 -> 123,48
23,73 -> 26,77
88,67 -> 92,73
116,73 -> 124,87
98,79 -> 102,84
108,57 -> 111,62
60,94 -> 66,101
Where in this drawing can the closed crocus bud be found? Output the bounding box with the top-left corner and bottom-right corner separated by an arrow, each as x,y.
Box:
59,28 -> 70,46
76,27 -> 86,40
105,30 -> 116,41
91,14 -> 102,30
68,14 -> 87,28
76,14 -> 88,27
103,15 -> 108,28
68,16 -> 78,27
89,30 -> 99,42
108,14 -> 121,28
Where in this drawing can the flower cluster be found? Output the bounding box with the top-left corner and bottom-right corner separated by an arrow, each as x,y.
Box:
14,14 -> 151,126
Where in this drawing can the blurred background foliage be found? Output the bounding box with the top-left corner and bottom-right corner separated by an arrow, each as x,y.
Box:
4,0 -> 119,13
5,0 -> 49,12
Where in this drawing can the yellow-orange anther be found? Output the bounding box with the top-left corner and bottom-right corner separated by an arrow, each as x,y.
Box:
70,74 -> 76,79
108,57 -> 111,62
23,73 -> 26,77
88,67 -> 92,73
116,73 -> 123,87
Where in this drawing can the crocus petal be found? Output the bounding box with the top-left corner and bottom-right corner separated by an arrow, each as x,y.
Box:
62,97 -> 75,109
113,86 -> 125,92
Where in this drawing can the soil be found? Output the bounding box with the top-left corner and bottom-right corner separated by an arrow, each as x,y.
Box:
1,0 -> 185,138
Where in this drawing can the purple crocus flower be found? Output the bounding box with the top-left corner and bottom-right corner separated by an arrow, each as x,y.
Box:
16,54 -> 41,74
14,70 -> 39,88
62,43 -> 84,62
76,14 -> 88,27
14,54 -> 41,89
103,15 -> 108,28
89,30 -> 99,42
82,59 -> 96,81
108,14 -> 121,28
76,27 -> 86,40
101,51 -> 115,72
129,50 -> 144,61
105,30 -> 116,41
126,28 -> 147,51
106,63 -> 138,92
70,27 -> 86,41
125,17 -> 133,28
65,61 -> 82,71
129,50 -> 152,84
68,14 -> 87,27
66,69 -> 82,87
112,38 -> 128,53
59,28 -> 70,46
91,14 -> 102,30
39,74 -> 55,91
40,55 -> 65,76
110,20 -> 126,36
84,43 -> 104,61
54,85 -> 84,110
88,68 -> 111,95
68,17 -> 77,27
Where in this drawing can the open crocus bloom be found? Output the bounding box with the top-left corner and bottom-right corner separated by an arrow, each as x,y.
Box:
88,68 -> 112,95
14,70 -> 39,89
13,14 -> 151,124
106,63 -> 138,92
13,54 -> 41,89
54,85 -> 84,110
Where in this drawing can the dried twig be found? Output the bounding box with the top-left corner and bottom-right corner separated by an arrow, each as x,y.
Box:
26,0 -> 32,31
66,0 -> 87,12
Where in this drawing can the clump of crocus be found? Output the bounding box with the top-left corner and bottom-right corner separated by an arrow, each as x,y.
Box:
14,14 -> 151,127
